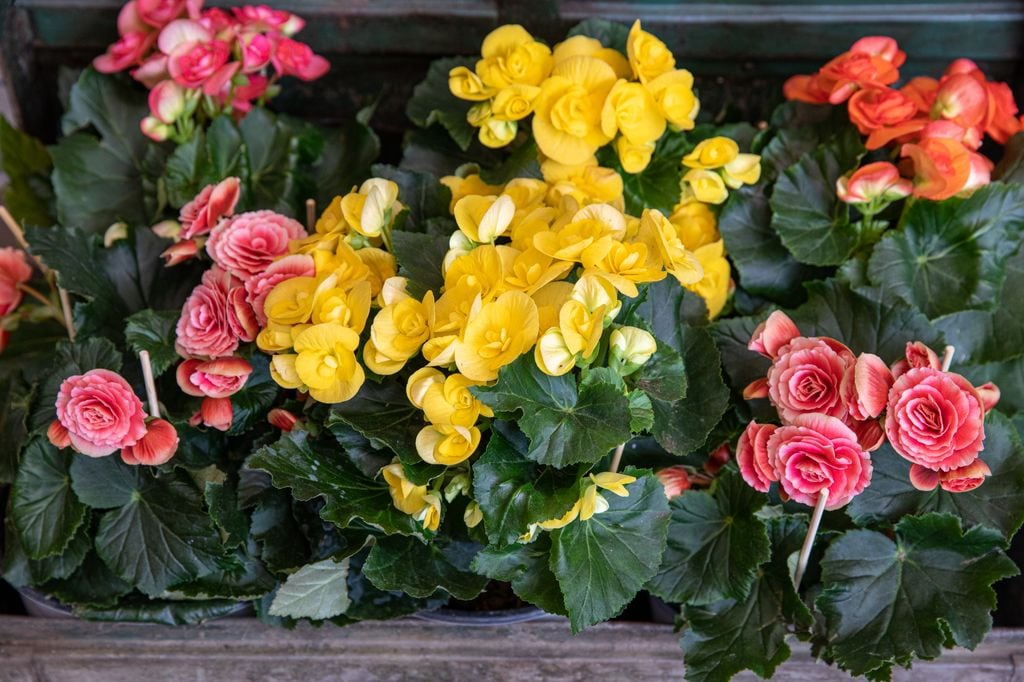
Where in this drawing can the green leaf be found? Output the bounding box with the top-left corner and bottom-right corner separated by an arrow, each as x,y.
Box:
75,597 -> 245,625
550,471 -> 670,632
629,278 -> 709,337
46,550 -> 132,608
718,184 -> 828,305
760,102 -> 854,181
28,337 -> 122,431
29,519 -> 92,582
363,535 -> 488,600
11,437 -> 87,560
171,549 -> 275,601
391,230 -> 449,297
817,513 -> 1018,678
867,184 -> 1024,318
370,164 -> 452,229
70,454 -> 145,509
471,426 -> 580,545
472,534 -> 566,615
249,430 -> 422,535
250,488 -> 309,573
472,355 -> 632,468
771,135 -> 863,266
627,390 -> 655,433
648,470 -> 770,605
478,138 -> 541,184
345,549 -> 449,621
239,109 -> 304,215
680,515 -> 812,682
204,478 -> 249,549
618,132 -> 688,215
227,353 -> 279,435
162,129 -> 210,207
0,115 -> 53,226
567,18 -> 630,52
631,337 -> 687,403
0,373 -> 33,483
309,118 -> 380,206
93,469 -> 223,597
406,57 -> 476,151
848,412 -> 1024,539
268,558 -> 351,620
993,131 -> 1024,184
124,309 -> 179,377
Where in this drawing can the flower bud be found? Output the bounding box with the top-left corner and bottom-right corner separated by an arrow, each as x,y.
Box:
267,408 -> 300,432
103,222 -> 129,247
656,465 -> 691,499
200,396 -> 233,431
160,238 -> 199,266
149,79 -> 187,124
534,327 -> 576,376
609,326 -> 657,375
140,116 -> 172,142
837,162 -> 913,205
704,442 -> 731,475
47,419 -> 71,449
120,418 -> 179,466
151,220 -> 182,240
464,501 -> 483,528
444,473 -> 470,502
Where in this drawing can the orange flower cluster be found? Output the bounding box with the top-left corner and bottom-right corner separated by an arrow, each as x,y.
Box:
785,37 -> 1022,201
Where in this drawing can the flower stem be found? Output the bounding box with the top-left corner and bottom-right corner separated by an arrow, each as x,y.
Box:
793,488 -> 829,588
17,283 -> 71,333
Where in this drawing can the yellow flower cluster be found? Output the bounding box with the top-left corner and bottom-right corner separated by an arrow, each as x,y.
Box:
680,136 -> 762,204
257,179 -> 402,403
449,21 -> 699,173
667,198 -> 733,318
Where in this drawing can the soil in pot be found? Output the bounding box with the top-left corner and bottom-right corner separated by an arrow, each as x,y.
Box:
414,581 -> 549,625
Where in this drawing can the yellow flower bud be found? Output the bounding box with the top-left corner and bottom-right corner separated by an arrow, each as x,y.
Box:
682,137 -> 739,170
416,424 -> 481,465
627,20 -> 675,84
313,195 -> 348,235
363,339 -> 407,376
571,272 -> 621,322
270,354 -> 303,389
293,322 -> 365,404
464,501 -> 483,528
609,326 -> 657,372
104,222 -> 128,247
257,322 -> 295,352
479,117 -> 518,148
340,178 -> 401,238
449,65 -> 496,101
615,137 -> 656,174
682,169 -> 729,205
721,153 -> 762,189
421,373 -> 493,427
492,84 -> 540,121
382,462 -> 428,515
535,327 -> 577,376
406,367 -> 446,409
380,276 -> 411,306
417,492 -> 442,531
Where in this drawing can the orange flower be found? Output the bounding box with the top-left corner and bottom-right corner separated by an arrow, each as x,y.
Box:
900,136 -> 971,200
983,80 -> 1022,144
782,74 -> 830,104
901,77 -> 939,114
847,87 -> 921,149
818,51 -> 901,104
932,73 -> 988,132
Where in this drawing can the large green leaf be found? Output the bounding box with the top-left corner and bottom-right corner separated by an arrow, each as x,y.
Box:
249,430 -> 421,535
867,184 -> 1024,318
406,57 -> 476,151
760,102 -> 854,181
0,115 -> 53,226
993,131 -> 1024,184
29,515 -> 92,582
472,355 -> 632,468
46,550 -> 133,608
0,373 -> 33,483
11,438 -> 87,560
680,515 -> 813,682
550,471 -> 670,632
171,549 -> 275,601
92,468 -> 224,597
472,534 -> 567,615
204,477 -> 249,549
816,513 -> 1018,678
307,117 -> 380,205
124,309 -> 179,378
770,134 -> 863,266
391,230 -> 449,297
648,470 -> 770,605
268,558 -> 351,620
69,451 -> 145,508
363,535 -> 487,601
75,597 -> 244,625
227,353 -> 279,435
848,412 -> 1024,539
249,487 -> 309,573
471,425 -> 580,545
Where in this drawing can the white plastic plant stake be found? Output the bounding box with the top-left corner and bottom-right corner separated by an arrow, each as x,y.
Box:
941,345 -> 955,372
139,350 -> 161,419
306,198 -> 316,233
793,488 -> 829,588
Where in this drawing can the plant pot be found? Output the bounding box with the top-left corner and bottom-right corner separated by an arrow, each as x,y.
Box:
412,605 -> 549,626
17,587 -> 256,620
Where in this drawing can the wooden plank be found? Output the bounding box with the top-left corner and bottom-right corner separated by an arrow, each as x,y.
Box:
0,617 -> 1023,681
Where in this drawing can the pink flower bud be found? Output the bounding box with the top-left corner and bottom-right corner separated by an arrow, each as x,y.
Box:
137,0 -> 189,28
909,463 -> 940,491
177,355 -> 253,399
850,36 -> 906,67
121,418 -> 179,466
0,247 -> 33,316
748,310 -> 800,360
160,238 -> 199,266
656,465 -> 691,499
156,18 -> 210,54
200,396 -> 233,431
47,420 -> 72,449
932,73 -> 988,131
976,382 -> 1000,413
742,377 -> 769,400
268,408 -> 299,432
149,79 -> 187,124
117,2 -> 149,36
227,286 -> 259,342
704,442 -> 731,475
962,152 -> 993,194
939,459 -> 991,493
841,352 -> 894,420
737,421 -> 778,492
132,54 -> 170,88
94,31 -> 156,73
179,177 -> 241,240
140,116 -> 172,142
151,220 -> 182,239
836,162 -> 913,205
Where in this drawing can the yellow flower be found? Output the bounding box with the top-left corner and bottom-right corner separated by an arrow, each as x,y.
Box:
686,240 -> 732,318
492,84 -> 541,121
639,209 -> 704,285
340,178 -> 402,238
407,367 -> 446,409
449,65 -> 496,101
293,323 -> 365,403
425,281 -> 478,365
265,277 -> 317,325
416,424 -> 481,465
382,462 -> 429,515
380,276 -> 411,306
532,56 -> 617,166
552,35 -> 631,79
534,203 -> 626,262
503,178 -> 549,210
627,20 -> 675,84
455,290 -> 539,381
314,195 -> 348,235
609,327 -> 657,371
541,159 -> 625,209
722,153 -> 762,188
464,501 -> 483,528
454,194 -> 516,244
363,339 -> 406,376
559,299 -> 605,359
538,500 -> 581,529
616,137 -> 656,174
443,231 -> 476,273
579,483 -> 609,521
355,247 -> 396,299
504,247 -> 574,295
418,493 -> 442,532
571,272 -> 621,322
475,25 -> 553,89
646,69 -> 699,130
311,278 -> 371,332
601,80 -> 665,145
420,373 -> 494,427
683,169 -> 729,205
535,326 -> 576,376
257,322 -> 295,352
590,472 -> 637,496
270,354 -> 303,389
508,206 -> 556,251
478,117 -> 518,149
445,244 -> 515,301
581,239 -> 665,297
669,200 -> 719,251
682,137 -> 739,170
368,291 -> 435,370
312,240 -> 372,289
531,280 -> 574,331
441,173 -> 503,213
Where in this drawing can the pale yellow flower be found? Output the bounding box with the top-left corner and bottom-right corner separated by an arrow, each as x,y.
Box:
683,169 -> 729,205
454,290 -> 539,381
416,424 -> 481,465
646,69 -> 699,130
293,323 -> 365,403
682,137 -> 739,170
449,66 -> 496,101
532,56 -> 617,166
601,80 -> 666,145
616,137 -> 657,174
722,153 -> 762,188
534,326 -> 577,376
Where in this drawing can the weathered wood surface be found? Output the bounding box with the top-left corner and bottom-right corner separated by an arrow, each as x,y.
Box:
0,617 -> 1023,681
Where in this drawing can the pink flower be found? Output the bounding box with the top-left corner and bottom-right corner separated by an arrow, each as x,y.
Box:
737,421 -> 779,492
272,38 -> 329,81
963,152 -> 994,193
891,341 -> 940,378
200,396 -> 233,431
47,420 -> 71,449
239,32 -> 273,72
748,310 -> 800,360
176,356 -> 253,399
656,465 -> 691,499
850,36 -> 906,67
910,460 -> 991,493
161,238 -> 199,266
117,1 -> 151,35
885,367 -> 985,472
243,254 -> 315,325
836,162 -> 913,205
227,285 -> 259,342
268,408 -> 299,432
179,177 -> 241,240
137,0 -> 189,28
206,210 -> 306,281
840,353 -> 894,421
176,267 -> 242,358
168,39 -> 231,89
149,79 -> 187,123
233,5 -> 305,36
199,8 -> 235,34
132,54 -> 170,88
94,31 -> 156,73
0,247 -> 32,316
933,73 -> 988,131
768,413 -> 872,509
768,336 -> 854,422
121,418 -> 179,466
156,18 -> 210,54
976,382 -> 1001,412
56,369 -> 148,457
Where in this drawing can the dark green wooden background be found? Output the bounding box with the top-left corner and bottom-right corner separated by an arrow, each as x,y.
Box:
3,0 -> 1024,144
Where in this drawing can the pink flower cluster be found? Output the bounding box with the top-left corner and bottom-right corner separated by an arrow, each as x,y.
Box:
0,248 -> 33,351
738,311 -> 999,508
49,369 -> 178,466
170,179 -> 308,430
93,0 -> 328,141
